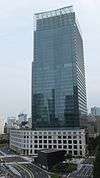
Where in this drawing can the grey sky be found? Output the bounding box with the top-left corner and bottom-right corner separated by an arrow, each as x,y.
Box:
0,0 -> 100,119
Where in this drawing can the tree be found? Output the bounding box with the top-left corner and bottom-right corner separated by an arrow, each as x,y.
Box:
51,174 -> 60,178
94,136 -> 100,178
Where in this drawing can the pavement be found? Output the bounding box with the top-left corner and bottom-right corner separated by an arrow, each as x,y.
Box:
0,156 -> 29,164
0,148 -> 15,156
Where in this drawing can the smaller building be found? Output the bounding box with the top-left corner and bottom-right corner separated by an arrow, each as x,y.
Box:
0,115 -> 4,135
90,107 -> 100,136
18,113 -> 27,124
35,149 -> 66,170
10,129 -> 86,157
6,117 -> 19,133
0,133 -> 9,144
7,117 -> 16,128
95,116 -> 100,136
91,107 -> 100,117
28,118 -> 32,129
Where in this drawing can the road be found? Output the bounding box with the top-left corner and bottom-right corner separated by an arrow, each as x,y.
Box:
15,163 -> 50,178
13,163 -> 35,178
0,148 -> 50,178
68,164 -> 93,178
1,164 -> 21,178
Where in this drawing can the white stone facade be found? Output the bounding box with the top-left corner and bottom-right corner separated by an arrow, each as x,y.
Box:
10,129 -> 86,157
0,115 -> 4,134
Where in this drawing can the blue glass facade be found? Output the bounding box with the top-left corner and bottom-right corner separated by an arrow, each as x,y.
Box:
32,7 -> 87,128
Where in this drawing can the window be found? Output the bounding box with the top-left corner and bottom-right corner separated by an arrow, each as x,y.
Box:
53,140 -> 57,144
44,136 -> 47,139
30,150 -> 32,154
63,136 -> 66,139
63,145 -> 67,149
34,132 -> 37,135
74,151 -> 77,155
80,145 -> 82,149
79,140 -> 82,144
44,140 -> 47,143
48,132 -> 51,134
73,132 -> 76,134
35,136 -> 37,139
74,145 -> 77,149
39,136 -> 42,139
48,136 -> 52,139
73,140 -> 77,144
49,140 -> 52,144
58,145 -> 62,149
49,145 -> 52,149
58,140 -> 61,144
58,132 -> 61,134
44,145 -> 47,148
69,151 -> 72,155
63,140 -> 67,144
39,140 -> 42,143
68,136 -> 72,139
34,145 -> 37,148
68,140 -> 72,144
34,140 -> 37,143
68,145 -> 72,149
44,132 -> 47,135
58,136 -> 61,139
39,145 -> 42,148
73,136 -> 77,139
53,145 -> 57,149
80,151 -> 82,155
53,132 -> 56,135
68,132 -> 71,135
34,150 -> 37,154
63,132 -> 66,135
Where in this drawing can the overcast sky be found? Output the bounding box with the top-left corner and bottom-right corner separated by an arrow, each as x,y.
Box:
0,0 -> 100,119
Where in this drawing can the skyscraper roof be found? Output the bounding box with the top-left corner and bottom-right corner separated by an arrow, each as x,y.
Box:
35,6 -> 73,20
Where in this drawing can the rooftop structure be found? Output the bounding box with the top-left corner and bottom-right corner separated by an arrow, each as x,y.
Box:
35,149 -> 66,170
91,107 -> 100,117
35,6 -> 73,19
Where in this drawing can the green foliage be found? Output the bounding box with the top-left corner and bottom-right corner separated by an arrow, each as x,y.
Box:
65,154 -> 72,160
52,162 -> 77,174
87,135 -> 100,156
87,137 -> 96,156
94,136 -> 100,178
51,174 -> 60,178
0,143 -> 7,148
67,163 -> 77,173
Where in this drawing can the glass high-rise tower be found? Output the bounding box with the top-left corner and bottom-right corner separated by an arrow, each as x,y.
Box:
32,6 -> 87,129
